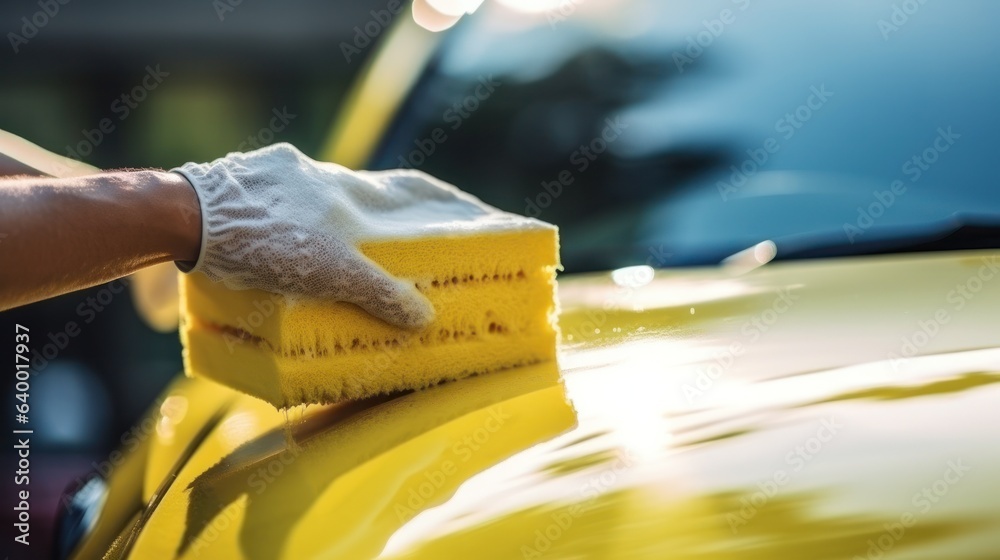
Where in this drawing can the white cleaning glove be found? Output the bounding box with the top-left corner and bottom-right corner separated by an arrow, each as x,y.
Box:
172,143 -> 436,329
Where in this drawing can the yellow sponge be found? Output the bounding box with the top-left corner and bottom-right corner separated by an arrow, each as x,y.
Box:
179,227 -> 560,408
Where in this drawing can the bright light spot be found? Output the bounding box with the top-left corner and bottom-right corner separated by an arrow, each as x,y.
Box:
690,307 -> 695,315
412,0 -> 462,31
754,240 -> 778,264
412,0 -> 483,31
578,367 -> 673,462
496,0 -> 564,13
611,265 -> 654,289
218,412 -> 260,447
159,395 -> 188,422
156,417 -> 174,441
427,0 -> 484,16
722,240 -> 778,275
156,396 -> 189,441
617,410 -> 671,462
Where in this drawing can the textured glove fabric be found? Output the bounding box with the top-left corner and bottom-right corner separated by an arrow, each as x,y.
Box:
171,143 -> 437,329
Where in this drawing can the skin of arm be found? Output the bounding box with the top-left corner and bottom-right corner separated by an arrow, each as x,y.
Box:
0,170 -> 201,311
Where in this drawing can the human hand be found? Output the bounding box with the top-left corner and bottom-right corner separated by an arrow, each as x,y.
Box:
172,143 -> 436,329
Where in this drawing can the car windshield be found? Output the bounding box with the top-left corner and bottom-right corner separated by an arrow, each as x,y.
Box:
369,0 -> 1000,272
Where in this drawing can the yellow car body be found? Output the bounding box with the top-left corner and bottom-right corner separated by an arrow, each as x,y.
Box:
69,250 -> 1000,559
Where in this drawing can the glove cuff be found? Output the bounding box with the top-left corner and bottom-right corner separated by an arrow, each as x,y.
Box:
170,162 -> 217,279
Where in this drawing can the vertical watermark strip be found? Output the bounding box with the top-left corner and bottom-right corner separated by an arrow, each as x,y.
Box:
13,324 -> 33,547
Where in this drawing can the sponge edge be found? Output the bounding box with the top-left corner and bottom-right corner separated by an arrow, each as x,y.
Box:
179,227 -> 560,408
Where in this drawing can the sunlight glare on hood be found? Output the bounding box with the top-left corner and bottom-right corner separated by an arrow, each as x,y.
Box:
611,265 -> 655,289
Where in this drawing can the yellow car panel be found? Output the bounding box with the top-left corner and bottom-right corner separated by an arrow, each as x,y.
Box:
75,250 -> 1000,559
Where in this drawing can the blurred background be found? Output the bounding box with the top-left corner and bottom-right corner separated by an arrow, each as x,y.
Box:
2,0 -> 999,554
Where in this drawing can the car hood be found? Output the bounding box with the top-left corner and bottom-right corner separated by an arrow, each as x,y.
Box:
77,250 -> 1000,559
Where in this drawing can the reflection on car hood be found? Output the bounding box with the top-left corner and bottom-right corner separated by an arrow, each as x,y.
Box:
87,250 -> 1000,559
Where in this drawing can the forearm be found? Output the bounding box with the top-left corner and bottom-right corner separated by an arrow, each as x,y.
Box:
0,170 -> 201,310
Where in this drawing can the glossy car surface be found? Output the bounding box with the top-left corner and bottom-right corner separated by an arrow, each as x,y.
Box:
69,250 -> 1000,559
